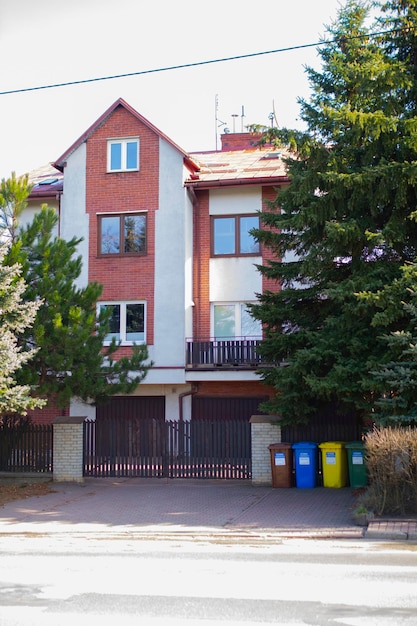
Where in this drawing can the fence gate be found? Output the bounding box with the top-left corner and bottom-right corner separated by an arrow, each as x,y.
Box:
84,417 -> 251,479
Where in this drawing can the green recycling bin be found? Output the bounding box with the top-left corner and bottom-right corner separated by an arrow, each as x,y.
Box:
319,442 -> 348,488
345,441 -> 368,488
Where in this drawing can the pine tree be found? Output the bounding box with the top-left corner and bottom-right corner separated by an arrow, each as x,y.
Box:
0,172 -> 30,244
0,245 -> 45,422
250,0 -> 417,425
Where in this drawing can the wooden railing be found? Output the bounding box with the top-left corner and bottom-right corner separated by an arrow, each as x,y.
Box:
186,338 -> 268,368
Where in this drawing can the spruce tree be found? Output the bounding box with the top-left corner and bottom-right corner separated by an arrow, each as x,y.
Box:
0,246 -> 45,422
357,0 -> 417,425
359,257 -> 417,426
250,0 -> 417,425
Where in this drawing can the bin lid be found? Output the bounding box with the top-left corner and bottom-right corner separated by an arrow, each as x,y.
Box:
292,441 -> 317,449
268,443 -> 292,450
319,441 -> 346,449
345,441 -> 365,449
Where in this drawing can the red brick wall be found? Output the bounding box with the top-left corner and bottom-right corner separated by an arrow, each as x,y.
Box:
261,185 -> 282,295
192,186 -> 282,339
193,190 -> 210,339
27,401 -> 69,425
86,104 -> 158,346
220,132 -> 264,151
196,380 -> 274,397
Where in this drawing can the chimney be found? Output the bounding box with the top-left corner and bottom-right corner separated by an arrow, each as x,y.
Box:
220,132 -> 269,151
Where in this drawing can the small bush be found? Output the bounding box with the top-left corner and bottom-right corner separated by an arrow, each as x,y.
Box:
364,427 -> 417,516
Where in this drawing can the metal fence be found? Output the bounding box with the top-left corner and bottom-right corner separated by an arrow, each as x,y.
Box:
0,423 -> 53,472
84,417 -> 251,479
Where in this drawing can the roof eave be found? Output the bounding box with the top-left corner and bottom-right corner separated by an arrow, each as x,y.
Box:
185,176 -> 290,189
28,190 -> 63,201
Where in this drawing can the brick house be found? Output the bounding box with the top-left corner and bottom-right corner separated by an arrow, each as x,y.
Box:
25,98 -> 290,427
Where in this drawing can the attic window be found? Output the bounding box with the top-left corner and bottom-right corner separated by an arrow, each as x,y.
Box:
107,138 -> 139,172
261,153 -> 281,160
37,178 -> 59,185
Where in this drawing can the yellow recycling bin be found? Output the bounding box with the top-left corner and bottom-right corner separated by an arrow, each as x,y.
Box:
319,442 -> 348,488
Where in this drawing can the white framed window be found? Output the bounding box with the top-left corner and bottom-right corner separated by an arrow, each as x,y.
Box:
107,138 -> 139,172
99,301 -> 146,344
212,303 -> 262,340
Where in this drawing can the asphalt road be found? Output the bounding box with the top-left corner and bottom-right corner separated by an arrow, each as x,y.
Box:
1,536 -> 417,625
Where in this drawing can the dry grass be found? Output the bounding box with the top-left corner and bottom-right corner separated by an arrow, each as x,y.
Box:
365,427 -> 417,515
0,481 -> 53,508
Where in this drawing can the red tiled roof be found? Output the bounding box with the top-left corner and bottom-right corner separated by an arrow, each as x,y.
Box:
186,147 -> 291,188
28,163 -> 63,197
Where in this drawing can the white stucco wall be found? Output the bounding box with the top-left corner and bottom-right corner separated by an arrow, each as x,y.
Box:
210,256 -> 262,302
59,143 -> 89,288
152,138 -> 187,371
70,383 -> 192,421
209,187 -> 262,303
22,199 -> 60,236
70,397 -> 96,420
209,187 -> 261,215
184,187 -> 194,340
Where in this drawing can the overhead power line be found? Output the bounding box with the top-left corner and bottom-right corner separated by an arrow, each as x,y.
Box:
0,30 -> 396,96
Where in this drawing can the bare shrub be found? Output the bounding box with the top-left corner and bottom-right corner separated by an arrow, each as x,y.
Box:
364,427 -> 417,516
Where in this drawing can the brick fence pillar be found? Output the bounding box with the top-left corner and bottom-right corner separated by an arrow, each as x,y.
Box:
250,415 -> 282,486
53,416 -> 86,482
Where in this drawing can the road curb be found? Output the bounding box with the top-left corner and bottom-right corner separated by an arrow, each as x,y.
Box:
365,519 -> 417,541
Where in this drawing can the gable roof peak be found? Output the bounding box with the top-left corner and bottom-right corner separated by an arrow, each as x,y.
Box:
53,97 -> 193,171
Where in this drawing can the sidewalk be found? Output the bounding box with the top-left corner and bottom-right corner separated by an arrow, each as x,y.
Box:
0,478 -> 416,542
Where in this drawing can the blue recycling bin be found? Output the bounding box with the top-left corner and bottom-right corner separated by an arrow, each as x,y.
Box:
292,442 -> 318,488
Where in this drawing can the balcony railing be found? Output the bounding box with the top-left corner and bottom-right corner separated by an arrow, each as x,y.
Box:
186,338 -> 269,369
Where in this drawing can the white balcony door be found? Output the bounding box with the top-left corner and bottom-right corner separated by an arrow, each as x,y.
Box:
212,303 -> 262,340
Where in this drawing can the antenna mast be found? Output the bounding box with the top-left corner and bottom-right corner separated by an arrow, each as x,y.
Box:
214,94 -> 228,150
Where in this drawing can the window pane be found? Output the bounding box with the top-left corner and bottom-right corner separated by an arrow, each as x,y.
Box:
124,215 -> 146,253
240,215 -> 259,253
126,141 -> 138,169
100,304 -> 120,342
241,305 -> 262,339
126,304 -> 145,342
110,143 -> 122,170
100,216 -> 120,253
214,217 -> 235,255
214,305 -> 235,339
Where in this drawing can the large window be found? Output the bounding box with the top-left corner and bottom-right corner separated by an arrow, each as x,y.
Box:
98,213 -> 146,255
212,214 -> 259,256
213,303 -> 262,339
107,138 -> 139,172
99,302 -> 146,344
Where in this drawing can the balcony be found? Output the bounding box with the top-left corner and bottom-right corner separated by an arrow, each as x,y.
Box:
186,338 -> 270,369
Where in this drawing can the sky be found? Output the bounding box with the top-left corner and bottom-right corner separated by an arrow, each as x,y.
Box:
0,0 -> 346,180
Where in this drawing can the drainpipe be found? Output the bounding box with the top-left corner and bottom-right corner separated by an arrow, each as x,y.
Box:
56,192 -> 62,237
179,383 -> 199,422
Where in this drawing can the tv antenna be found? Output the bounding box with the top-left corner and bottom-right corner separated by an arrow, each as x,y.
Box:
215,94 -> 229,150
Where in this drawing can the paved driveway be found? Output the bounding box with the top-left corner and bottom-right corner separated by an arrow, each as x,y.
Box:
0,478 -> 363,539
